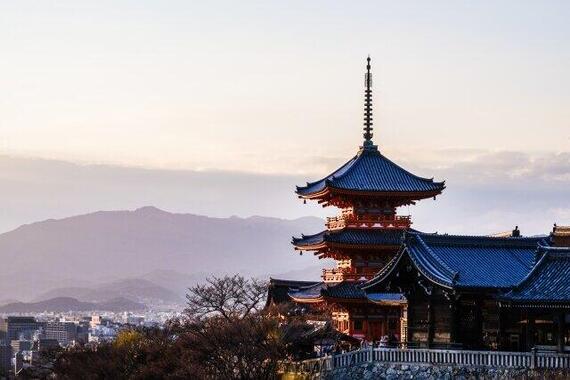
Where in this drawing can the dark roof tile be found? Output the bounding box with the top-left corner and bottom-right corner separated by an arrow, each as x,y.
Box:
321,281 -> 367,299
365,232 -> 549,290
292,228 -> 408,248
288,281 -> 367,301
266,278 -> 320,305
296,146 -> 444,197
501,246 -> 570,303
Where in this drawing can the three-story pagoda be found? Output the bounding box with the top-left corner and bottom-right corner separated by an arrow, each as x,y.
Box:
289,57 -> 445,341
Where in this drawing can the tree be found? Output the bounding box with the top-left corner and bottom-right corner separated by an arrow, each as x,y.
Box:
181,275 -> 287,378
51,275 -> 320,379
53,325 -> 192,380
176,315 -> 285,379
185,275 -> 267,321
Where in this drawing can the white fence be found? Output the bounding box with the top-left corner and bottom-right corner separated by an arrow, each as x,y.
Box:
281,347 -> 570,374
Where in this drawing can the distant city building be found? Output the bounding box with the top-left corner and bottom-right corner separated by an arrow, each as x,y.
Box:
10,339 -> 32,353
37,339 -> 59,352
43,321 -> 77,346
0,345 -> 11,375
90,315 -> 103,328
124,314 -> 144,326
89,324 -> 117,343
0,317 -> 38,341
76,323 -> 89,344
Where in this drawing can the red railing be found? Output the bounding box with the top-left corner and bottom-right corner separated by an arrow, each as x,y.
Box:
326,214 -> 411,230
322,267 -> 379,282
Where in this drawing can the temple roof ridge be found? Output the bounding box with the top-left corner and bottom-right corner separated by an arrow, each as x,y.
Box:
408,230 -> 550,248
364,231 -> 552,291
296,147 -> 445,198
295,57 -> 445,201
292,228 -> 411,249
288,281 -> 368,303
413,233 -> 459,284
501,245 -> 570,304
296,153 -> 358,191
361,248 -> 406,290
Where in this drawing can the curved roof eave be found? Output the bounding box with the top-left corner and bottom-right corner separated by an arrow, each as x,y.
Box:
292,228 -> 409,250
296,154 -> 359,196
361,248 -> 405,290
363,240 -> 455,291
297,184 -> 445,200
295,148 -> 445,198
407,247 -> 455,289
501,245 -> 570,302
288,295 -> 324,304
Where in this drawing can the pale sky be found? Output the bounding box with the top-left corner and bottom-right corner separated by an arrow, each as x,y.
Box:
1,1 -> 569,174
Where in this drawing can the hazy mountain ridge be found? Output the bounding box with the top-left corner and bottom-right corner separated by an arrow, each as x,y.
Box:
32,278 -> 183,304
0,208 -> 323,301
0,297 -> 146,313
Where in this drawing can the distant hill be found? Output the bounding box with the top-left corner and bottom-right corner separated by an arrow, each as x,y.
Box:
140,270 -> 208,299
32,278 -> 183,304
0,297 -> 146,313
0,208 -> 323,301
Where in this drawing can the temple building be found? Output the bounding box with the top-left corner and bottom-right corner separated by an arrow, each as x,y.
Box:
266,58 -> 570,352
363,226 -> 570,351
285,57 -> 444,341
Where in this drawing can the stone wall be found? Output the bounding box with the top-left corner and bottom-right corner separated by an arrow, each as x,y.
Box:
314,363 -> 570,380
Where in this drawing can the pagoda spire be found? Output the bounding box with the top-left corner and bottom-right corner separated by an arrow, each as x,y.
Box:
362,56 -> 374,148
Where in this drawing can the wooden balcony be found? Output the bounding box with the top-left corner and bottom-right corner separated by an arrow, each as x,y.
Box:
326,214 -> 411,230
322,267 -> 379,283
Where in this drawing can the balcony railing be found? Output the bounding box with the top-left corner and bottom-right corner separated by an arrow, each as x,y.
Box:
279,347 -> 570,374
322,267 -> 379,283
326,215 -> 411,230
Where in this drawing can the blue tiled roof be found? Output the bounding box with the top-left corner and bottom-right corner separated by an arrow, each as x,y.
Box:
365,232 -> 550,290
501,246 -> 570,304
288,282 -> 327,301
296,146 -> 445,197
266,278 -> 321,305
288,281 -> 367,301
292,228 -> 408,248
367,293 -> 406,303
322,281 -> 367,300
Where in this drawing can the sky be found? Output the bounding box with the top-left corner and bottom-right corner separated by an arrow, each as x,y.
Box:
0,1 -> 569,234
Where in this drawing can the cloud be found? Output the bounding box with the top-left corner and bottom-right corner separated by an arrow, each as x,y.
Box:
0,150 -> 567,236
402,150 -> 569,235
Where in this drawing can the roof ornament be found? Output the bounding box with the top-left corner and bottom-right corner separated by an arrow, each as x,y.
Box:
512,226 -> 521,238
362,56 -> 375,149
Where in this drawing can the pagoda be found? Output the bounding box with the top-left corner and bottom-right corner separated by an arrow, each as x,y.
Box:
288,57 -> 445,341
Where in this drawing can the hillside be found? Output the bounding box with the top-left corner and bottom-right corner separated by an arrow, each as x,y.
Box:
32,278 -> 183,304
0,297 -> 146,313
0,208 -> 323,301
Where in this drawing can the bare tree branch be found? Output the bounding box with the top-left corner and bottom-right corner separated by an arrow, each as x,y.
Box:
185,275 -> 267,321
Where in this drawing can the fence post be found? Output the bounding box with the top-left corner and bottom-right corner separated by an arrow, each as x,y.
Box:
369,346 -> 373,362
531,347 -> 537,369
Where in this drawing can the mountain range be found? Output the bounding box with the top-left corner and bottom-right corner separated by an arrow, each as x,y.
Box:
0,207 -> 324,304
0,297 -> 146,313
32,278 -> 183,304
